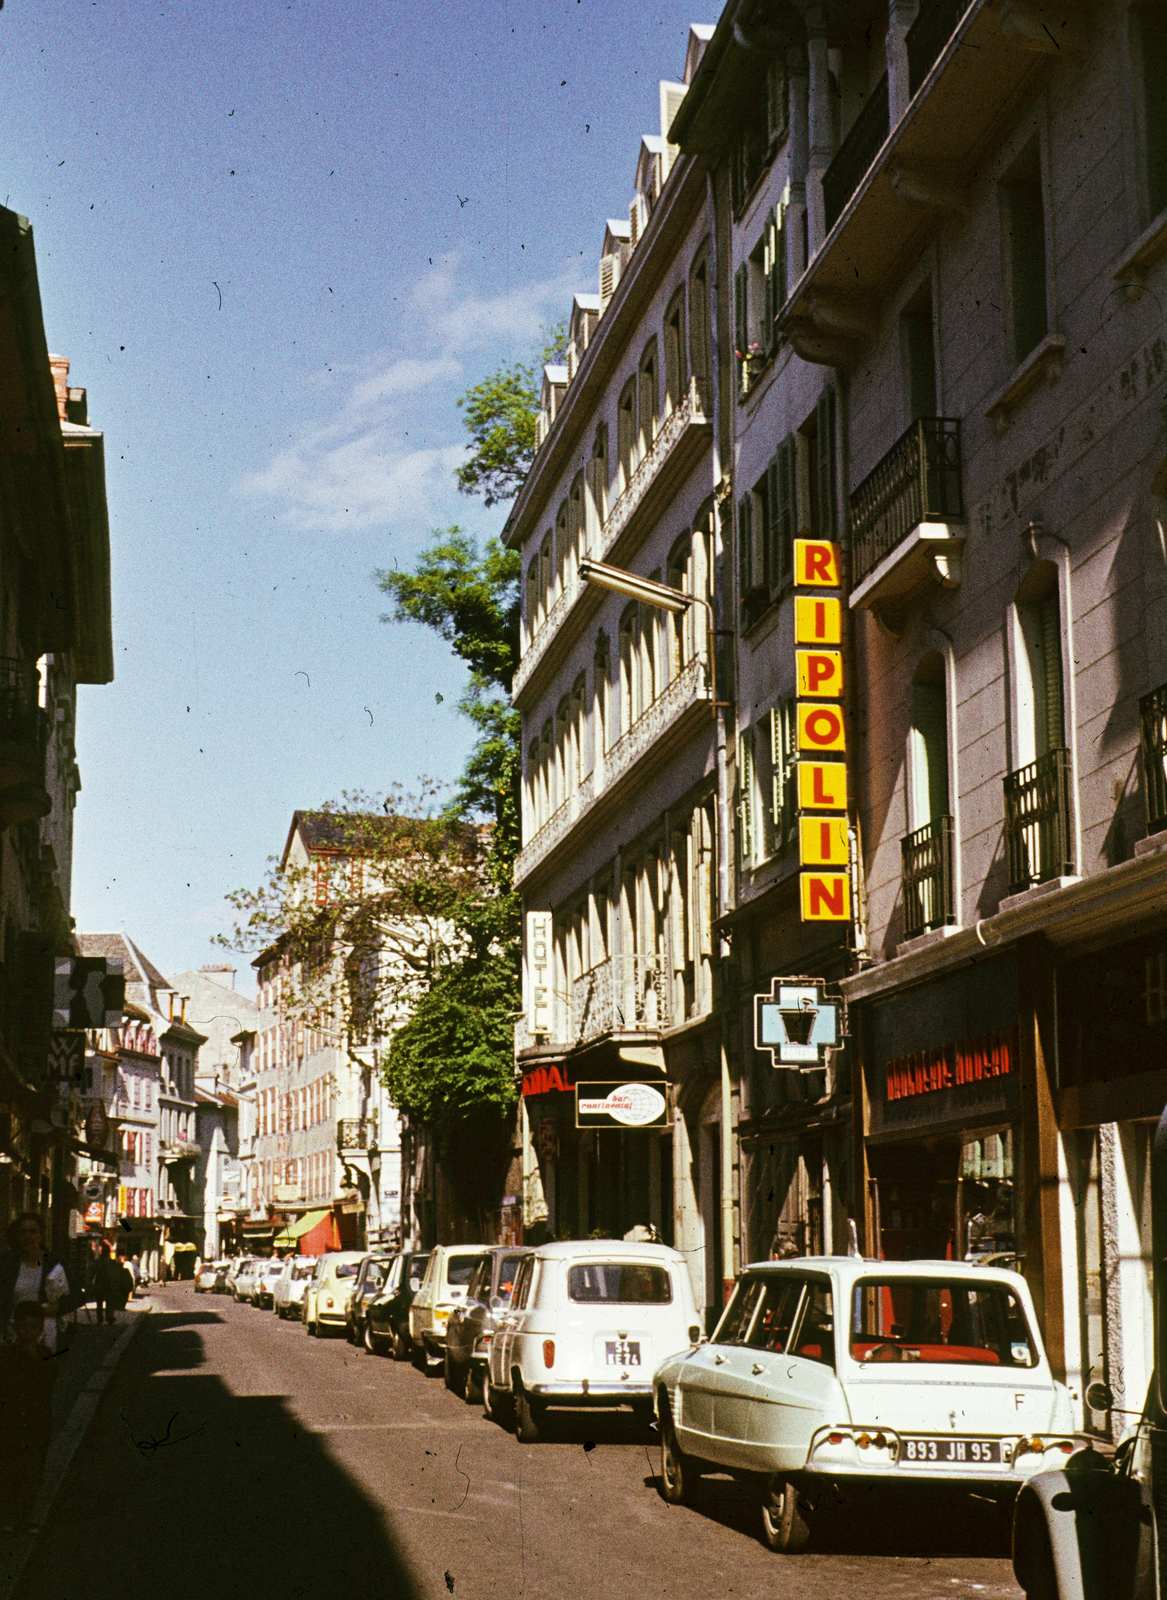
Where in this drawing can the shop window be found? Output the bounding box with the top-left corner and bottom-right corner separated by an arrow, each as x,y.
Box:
959,1132 -> 1016,1259
1070,1130 -> 1110,1435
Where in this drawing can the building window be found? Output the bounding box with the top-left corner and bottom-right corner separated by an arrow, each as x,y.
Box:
1136,6 -> 1167,223
689,251 -> 711,391
1014,565 -> 1065,765
1001,138 -> 1049,367
907,654 -> 950,832
738,727 -> 756,868
593,634 -> 611,760
901,283 -> 937,422
638,339 -> 659,458
617,378 -> 637,492
663,287 -> 687,413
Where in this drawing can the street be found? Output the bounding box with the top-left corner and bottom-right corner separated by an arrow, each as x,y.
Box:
17,1287 -> 1022,1600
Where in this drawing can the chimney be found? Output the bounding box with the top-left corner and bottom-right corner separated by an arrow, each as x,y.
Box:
180,996 -> 188,1024
48,355 -> 70,422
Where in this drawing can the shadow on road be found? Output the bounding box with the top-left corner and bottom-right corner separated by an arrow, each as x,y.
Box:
15,1310 -> 426,1600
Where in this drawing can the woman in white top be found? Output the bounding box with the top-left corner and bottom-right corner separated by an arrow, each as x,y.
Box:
0,1213 -> 70,1353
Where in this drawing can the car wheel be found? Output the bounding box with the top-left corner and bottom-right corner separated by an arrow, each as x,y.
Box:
365,1321 -> 385,1356
515,1388 -> 547,1444
465,1366 -> 484,1407
411,1338 -> 428,1372
760,1475 -> 813,1554
392,1326 -> 409,1362
660,1418 -> 701,1507
444,1348 -> 467,1397
483,1372 -> 515,1429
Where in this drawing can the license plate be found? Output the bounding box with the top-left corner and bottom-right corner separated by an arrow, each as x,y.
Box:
901,1436 -> 1001,1464
605,1340 -> 641,1366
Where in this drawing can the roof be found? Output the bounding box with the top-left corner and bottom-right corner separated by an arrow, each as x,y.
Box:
737,1256 -> 1029,1285
278,807 -> 432,872
532,1240 -> 685,1262
78,933 -> 171,997
573,293 -> 601,311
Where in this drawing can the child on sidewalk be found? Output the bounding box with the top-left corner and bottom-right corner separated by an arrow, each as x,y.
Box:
0,1301 -> 59,1534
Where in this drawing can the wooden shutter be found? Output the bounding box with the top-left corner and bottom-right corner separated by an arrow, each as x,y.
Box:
775,436 -> 796,589
739,729 -> 755,866
1040,594 -> 1065,753
766,456 -> 780,593
763,208 -> 777,356
770,698 -> 797,850
773,204 -> 787,327
816,386 -> 837,541
738,493 -> 753,605
734,263 -> 748,392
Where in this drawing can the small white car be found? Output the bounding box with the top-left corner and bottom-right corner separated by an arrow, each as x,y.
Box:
408,1246 -> 487,1370
254,1258 -> 288,1309
194,1260 -> 226,1294
303,1251 -> 365,1336
232,1258 -> 263,1303
484,1240 -> 701,1443
272,1255 -> 314,1318
653,1257 -> 1076,1551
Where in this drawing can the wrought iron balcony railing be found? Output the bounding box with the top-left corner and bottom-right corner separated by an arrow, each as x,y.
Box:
1140,683 -> 1167,837
907,0 -> 971,99
901,814 -> 957,940
1004,748 -> 1074,896
851,417 -> 964,585
823,74 -> 889,234
337,1117 -> 375,1151
570,955 -> 670,1043
511,377 -> 709,701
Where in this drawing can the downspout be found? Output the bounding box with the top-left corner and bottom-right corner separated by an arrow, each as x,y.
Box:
708,165 -> 735,1306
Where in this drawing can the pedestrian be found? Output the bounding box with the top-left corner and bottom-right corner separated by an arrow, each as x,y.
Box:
110,1255 -> 134,1318
0,1301 -> 58,1534
122,1254 -> 139,1298
91,1245 -> 118,1326
0,1213 -> 72,1353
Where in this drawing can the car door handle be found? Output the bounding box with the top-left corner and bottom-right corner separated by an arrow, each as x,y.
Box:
751,1363 -> 765,1375
713,1353 -> 726,1365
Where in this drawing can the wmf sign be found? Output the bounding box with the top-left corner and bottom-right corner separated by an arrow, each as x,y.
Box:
754,978 -> 843,1070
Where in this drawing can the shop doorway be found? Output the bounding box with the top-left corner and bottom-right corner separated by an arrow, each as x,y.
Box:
869,1129 -> 1017,1264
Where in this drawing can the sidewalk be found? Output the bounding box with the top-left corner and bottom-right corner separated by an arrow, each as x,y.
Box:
0,1295 -> 155,1600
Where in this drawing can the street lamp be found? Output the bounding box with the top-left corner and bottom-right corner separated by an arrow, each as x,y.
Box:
577,558 -> 726,713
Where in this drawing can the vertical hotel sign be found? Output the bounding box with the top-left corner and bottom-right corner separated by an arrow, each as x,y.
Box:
527,911 -> 553,1037
793,539 -> 850,923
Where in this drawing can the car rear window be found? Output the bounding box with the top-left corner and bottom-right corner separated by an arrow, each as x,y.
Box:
496,1255 -> 525,1300
293,1264 -> 314,1281
334,1261 -> 361,1278
447,1255 -> 484,1286
851,1278 -> 1038,1368
567,1262 -> 673,1304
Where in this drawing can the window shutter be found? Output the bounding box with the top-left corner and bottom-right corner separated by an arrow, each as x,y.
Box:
1040,594 -> 1065,753
775,436 -> 796,588
770,698 -> 797,850
763,209 -> 777,356
766,456 -> 780,593
738,493 -> 753,604
738,729 -> 755,866
773,204 -> 787,328
734,264 -> 748,391
767,58 -> 789,148
816,386 -> 837,541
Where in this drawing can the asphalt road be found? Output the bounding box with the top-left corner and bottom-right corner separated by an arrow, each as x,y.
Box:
18,1285 -> 1024,1600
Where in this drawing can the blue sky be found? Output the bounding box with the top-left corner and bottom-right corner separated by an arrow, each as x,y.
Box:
0,0 -> 715,992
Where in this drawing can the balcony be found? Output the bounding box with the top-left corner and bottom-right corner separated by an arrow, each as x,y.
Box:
1004,748 -> 1073,896
511,377 -> 710,706
337,1117 -> 375,1151
0,659 -> 51,826
160,1138 -> 199,1162
823,75 -> 889,235
907,0 -> 970,98
570,955 -> 670,1044
513,656 -> 709,886
901,815 -> 957,940
1140,684 -> 1167,837
849,418 -> 965,620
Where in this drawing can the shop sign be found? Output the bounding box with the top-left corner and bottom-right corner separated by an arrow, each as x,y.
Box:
793,541 -> 850,924
526,911 -> 552,1036
886,1027 -> 1017,1102
82,1178 -> 104,1202
53,956 -> 125,1030
84,1201 -> 104,1225
84,1103 -> 108,1148
521,1063 -> 571,1097
575,1081 -> 669,1130
754,979 -> 842,1069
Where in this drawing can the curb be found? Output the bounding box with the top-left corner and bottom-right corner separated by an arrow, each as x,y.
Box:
0,1305 -> 152,1600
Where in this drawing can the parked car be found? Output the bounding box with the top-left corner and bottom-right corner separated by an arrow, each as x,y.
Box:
302,1251 -> 366,1336
345,1254 -> 394,1345
364,1251 -> 432,1358
409,1246 -> 487,1372
194,1260 -> 225,1294
484,1240 -> 699,1443
231,1258 -> 263,1302
212,1261 -> 234,1293
273,1255 -> 315,1319
223,1257 -> 250,1297
653,1257 -> 1076,1552
445,1245 -> 529,1402
254,1258 -> 288,1309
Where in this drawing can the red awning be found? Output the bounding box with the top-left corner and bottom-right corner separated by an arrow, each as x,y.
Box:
298,1210 -> 341,1256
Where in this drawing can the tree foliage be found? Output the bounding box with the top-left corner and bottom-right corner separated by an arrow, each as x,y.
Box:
453,322 -> 567,506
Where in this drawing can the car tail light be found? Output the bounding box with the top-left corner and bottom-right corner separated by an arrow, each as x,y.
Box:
827,1432 -> 847,1446
873,1432 -> 887,1449
1058,1442 -> 1074,1454
543,1339 -> 555,1369
857,1433 -> 872,1449
325,1297 -> 334,1309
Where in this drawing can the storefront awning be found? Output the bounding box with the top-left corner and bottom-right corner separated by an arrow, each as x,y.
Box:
272,1207 -> 331,1249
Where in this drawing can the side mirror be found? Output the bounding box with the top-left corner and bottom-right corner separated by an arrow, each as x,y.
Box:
490,1295 -> 503,1309
1086,1380 -> 1115,1413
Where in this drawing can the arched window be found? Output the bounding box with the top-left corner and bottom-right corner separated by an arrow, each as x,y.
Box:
619,603 -> 641,732
593,632 -> 611,759
639,338 -> 659,457
1014,561 -> 1065,766
555,501 -> 569,595
617,378 -> 637,493
568,471 -> 585,583
527,739 -> 541,831
540,719 -> 554,818
589,422 -> 609,533
663,287 -> 687,413
667,532 -> 694,677
571,674 -> 587,787
556,697 -> 572,804
907,652 -> 949,832
689,246 -> 711,399
540,533 -> 553,618
526,560 -> 540,640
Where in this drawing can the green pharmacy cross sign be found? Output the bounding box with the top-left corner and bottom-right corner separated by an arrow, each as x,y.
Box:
754,978 -> 842,1070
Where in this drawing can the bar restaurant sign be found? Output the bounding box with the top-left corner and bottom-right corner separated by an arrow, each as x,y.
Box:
575,1082 -> 669,1130
793,539 -> 851,923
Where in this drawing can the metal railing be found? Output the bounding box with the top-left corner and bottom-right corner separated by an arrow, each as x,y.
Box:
823,74 -> 889,234
850,417 -> 964,585
604,655 -> 707,791
0,658 -> 40,744
901,814 -> 956,939
337,1117 -> 375,1151
1004,748 -> 1073,895
570,955 -> 670,1043
1142,684 -> 1167,836
906,0 -> 970,98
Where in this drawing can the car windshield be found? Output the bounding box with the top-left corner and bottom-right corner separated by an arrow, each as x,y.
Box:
496,1255 -> 525,1300
446,1256 -> 483,1287
567,1262 -> 673,1304
851,1278 -> 1038,1368
407,1255 -> 428,1289
365,1261 -> 389,1290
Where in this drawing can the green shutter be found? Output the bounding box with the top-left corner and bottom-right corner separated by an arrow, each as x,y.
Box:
763,208 -> 777,355
771,698 -> 796,850
734,264 -> 748,392
816,386 -> 836,541
775,435 -> 796,588
1040,594 -> 1065,754
738,493 -> 753,605
766,457 -> 780,593
739,729 -> 755,865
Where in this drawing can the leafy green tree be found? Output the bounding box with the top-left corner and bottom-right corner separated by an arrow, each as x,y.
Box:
453,322 -> 566,506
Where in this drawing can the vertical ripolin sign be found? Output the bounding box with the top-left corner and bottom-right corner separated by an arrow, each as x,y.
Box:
793,538 -> 850,922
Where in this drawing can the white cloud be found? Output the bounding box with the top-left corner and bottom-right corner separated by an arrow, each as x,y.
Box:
239,257 -> 583,534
